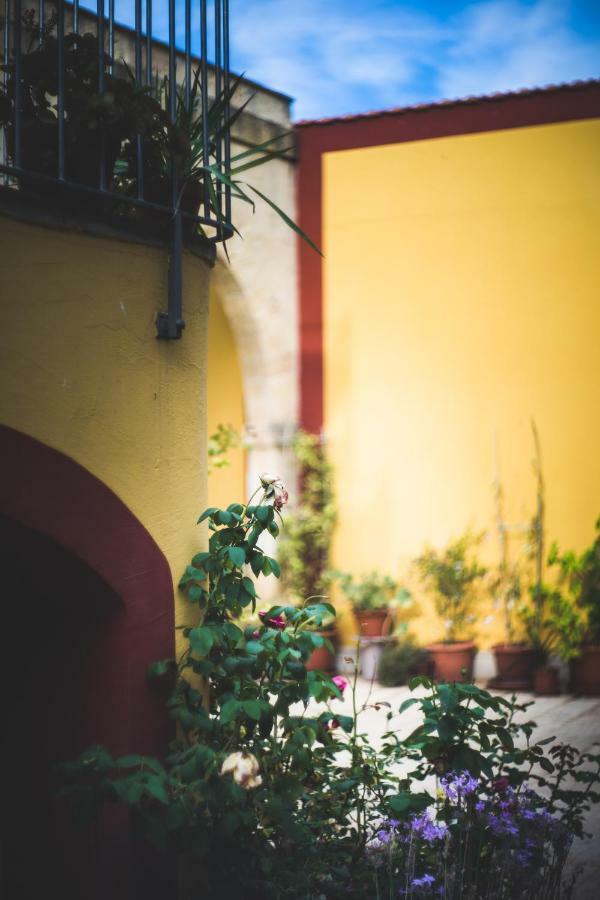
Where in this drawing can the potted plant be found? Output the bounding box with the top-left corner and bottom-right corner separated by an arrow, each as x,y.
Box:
377,635 -> 432,686
0,16 -> 167,207
548,518 -> 600,695
328,570 -> 411,638
415,532 -> 486,682
517,582 -> 584,695
487,454 -> 537,688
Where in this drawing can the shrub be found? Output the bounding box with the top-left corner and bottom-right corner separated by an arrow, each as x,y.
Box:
278,431 -> 336,601
377,637 -> 431,687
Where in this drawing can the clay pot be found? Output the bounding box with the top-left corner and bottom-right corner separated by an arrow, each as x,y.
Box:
490,644 -> 536,691
533,665 -> 560,696
305,628 -> 336,672
354,608 -> 392,637
426,641 -> 476,683
570,645 -> 600,695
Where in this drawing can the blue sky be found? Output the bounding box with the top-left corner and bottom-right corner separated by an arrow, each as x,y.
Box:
230,0 -> 600,119
98,0 -> 600,120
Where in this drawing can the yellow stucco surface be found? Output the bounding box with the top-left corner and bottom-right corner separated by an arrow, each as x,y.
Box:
0,215 -> 210,640
207,288 -> 246,509
323,118 -> 600,647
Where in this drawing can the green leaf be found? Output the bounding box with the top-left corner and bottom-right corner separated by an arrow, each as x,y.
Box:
145,775 -> 169,805
399,697 -> 420,714
191,552 -> 211,568
189,626 -> 214,657
497,728 -> 514,750
197,507 -> 219,523
241,576 -> 256,597
267,557 -> 281,578
247,183 -> 323,256
220,699 -> 241,725
226,546 -> 246,568
254,506 -> 272,525
539,757 -> 555,774
146,659 -> 176,681
243,700 -> 262,721
408,675 -> 433,691
438,715 -> 458,742
116,754 -> 144,769
389,792 -> 432,814
188,584 -> 206,603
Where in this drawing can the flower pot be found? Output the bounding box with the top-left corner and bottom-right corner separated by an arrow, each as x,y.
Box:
305,628 -> 336,672
354,608 -> 392,637
489,644 -> 536,691
570,645 -> 600,695
533,665 -> 560,696
426,641 -> 476,682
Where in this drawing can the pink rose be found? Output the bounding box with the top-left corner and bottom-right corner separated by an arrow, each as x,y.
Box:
332,675 -> 348,694
258,610 -> 286,630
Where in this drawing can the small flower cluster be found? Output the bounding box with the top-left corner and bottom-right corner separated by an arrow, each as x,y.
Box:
439,770 -> 478,802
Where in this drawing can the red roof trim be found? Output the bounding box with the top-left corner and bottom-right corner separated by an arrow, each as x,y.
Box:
295,78 -> 600,128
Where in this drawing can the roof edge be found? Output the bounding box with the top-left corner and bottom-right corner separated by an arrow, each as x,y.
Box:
294,78 -> 600,128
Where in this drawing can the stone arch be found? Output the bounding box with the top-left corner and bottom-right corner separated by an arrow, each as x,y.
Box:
211,257 -> 298,497
0,425 -> 175,899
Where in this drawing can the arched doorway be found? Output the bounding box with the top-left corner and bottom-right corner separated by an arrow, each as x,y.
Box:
0,426 -> 176,899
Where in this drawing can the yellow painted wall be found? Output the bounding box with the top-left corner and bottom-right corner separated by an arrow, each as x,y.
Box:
323,118 -> 600,648
207,288 -> 246,509
0,215 -> 210,644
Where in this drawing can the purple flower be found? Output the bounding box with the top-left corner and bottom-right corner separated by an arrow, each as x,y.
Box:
410,811 -> 448,843
411,873 -> 436,887
487,811 -> 519,836
515,849 -> 532,867
440,770 -> 478,802
377,828 -> 393,844
475,800 -> 486,813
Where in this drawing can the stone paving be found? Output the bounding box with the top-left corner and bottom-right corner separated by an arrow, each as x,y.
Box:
325,678 -> 600,899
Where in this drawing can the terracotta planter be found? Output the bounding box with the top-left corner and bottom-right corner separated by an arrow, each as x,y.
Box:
426,641 -> 476,682
354,608 -> 392,637
570,645 -> 600,695
305,628 -> 336,672
490,644 -> 536,691
534,665 -> 560,696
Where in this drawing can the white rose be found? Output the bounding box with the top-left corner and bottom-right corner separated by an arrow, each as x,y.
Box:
220,751 -> 263,790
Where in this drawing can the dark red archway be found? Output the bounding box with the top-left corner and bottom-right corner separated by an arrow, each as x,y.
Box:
0,425 -> 176,899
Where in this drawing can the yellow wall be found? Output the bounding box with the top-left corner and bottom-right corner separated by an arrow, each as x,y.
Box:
207,288 -> 246,509
323,118 -> 600,647
0,215 -> 210,643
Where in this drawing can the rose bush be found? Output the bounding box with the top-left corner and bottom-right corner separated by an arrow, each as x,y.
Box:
60,481 -> 600,898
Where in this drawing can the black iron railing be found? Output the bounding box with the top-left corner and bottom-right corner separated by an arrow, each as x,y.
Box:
0,0 -> 232,339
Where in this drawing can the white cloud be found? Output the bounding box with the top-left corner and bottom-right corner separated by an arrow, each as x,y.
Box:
439,0 -> 600,99
229,0 -> 600,119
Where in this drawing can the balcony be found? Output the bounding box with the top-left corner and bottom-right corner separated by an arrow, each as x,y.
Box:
1,0 -> 233,338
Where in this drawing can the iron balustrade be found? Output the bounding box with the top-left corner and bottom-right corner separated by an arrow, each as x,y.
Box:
0,0 -> 233,339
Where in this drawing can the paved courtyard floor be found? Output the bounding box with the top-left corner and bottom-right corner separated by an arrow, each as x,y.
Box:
324,678 -> 600,899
